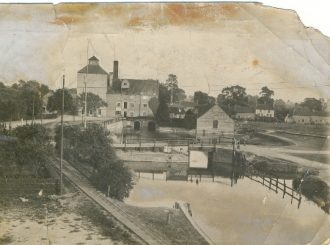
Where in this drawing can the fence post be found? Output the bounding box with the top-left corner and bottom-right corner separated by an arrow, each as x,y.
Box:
275,178 -> 279,193
283,179 -> 286,198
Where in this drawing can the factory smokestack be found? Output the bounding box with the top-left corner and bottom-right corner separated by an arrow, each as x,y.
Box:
113,60 -> 119,80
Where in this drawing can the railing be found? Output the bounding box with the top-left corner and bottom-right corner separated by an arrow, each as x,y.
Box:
246,174 -> 302,208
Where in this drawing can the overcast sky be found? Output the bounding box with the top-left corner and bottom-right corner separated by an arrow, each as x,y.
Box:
0,1 -> 329,102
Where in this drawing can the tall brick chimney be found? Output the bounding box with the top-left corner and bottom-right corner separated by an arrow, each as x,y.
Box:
113,60 -> 119,80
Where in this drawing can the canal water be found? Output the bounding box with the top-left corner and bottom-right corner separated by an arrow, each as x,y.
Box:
125,169 -> 329,244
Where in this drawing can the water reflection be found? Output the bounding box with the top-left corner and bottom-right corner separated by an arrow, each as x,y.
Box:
188,153 -> 330,215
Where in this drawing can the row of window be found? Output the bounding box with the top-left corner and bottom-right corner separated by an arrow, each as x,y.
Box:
116,102 -> 148,109
115,111 -> 147,117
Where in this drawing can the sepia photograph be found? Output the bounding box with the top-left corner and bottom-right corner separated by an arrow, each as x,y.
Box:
0,1 -> 329,244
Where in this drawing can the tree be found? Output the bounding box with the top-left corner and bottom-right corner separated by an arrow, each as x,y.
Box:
78,92 -> 107,115
300,98 -> 323,112
155,82 -> 186,124
47,88 -> 75,114
165,74 -> 186,103
194,91 -> 215,115
148,97 -> 160,116
183,109 -> 197,129
258,86 -> 274,106
217,85 -> 247,115
274,99 -> 289,122
12,124 -> 53,176
55,124 -> 134,200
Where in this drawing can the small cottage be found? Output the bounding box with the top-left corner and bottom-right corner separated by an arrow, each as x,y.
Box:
255,104 -> 274,119
196,105 -> 234,139
291,107 -> 330,124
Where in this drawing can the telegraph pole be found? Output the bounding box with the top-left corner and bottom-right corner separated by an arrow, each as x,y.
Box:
84,40 -> 89,129
60,74 -> 65,195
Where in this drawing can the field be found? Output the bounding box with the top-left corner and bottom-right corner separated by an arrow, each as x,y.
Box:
289,153 -> 329,164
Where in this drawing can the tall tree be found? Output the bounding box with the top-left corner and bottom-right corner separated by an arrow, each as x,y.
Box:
55,124 -> 134,200
300,98 -> 323,112
258,86 -> 274,106
165,74 -> 186,103
12,124 -> 53,176
274,99 -> 289,122
78,92 -> 107,115
194,91 -> 215,115
47,88 -> 75,114
218,85 -> 248,114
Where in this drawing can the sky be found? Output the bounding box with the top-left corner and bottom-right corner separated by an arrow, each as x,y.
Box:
0,1 -> 329,102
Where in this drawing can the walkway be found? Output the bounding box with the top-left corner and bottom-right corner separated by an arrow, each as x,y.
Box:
51,158 -> 170,245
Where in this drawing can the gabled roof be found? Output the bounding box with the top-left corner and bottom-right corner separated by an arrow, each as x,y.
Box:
109,79 -> 159,96
256,104 -> 274,110
198,104 -> 233,121
78,64 -> 108,75
89,56 -> 99,61
293,107 -> 330,117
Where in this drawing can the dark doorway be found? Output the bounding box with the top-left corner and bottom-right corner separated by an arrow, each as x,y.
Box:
148,121 -> 156,131
134,121 -> 141,130
124,111 -> 127,118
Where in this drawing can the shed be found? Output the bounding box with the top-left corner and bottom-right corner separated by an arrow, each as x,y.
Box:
196,104 -> 234,139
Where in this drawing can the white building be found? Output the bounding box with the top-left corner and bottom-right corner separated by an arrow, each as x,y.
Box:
77,56 -> 109,117
255,104 -> 274,118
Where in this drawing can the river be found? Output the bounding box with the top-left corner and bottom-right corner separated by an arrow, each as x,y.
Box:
126,174 -> 329,245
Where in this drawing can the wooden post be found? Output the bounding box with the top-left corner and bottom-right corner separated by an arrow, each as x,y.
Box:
269,178 -> 272,190
283,179 -> 286,198
275,178 -> 279,193
262,176 -> 264,186
139,136 -> 141,151
152,172 -> 154,180
298,195 -> 302,208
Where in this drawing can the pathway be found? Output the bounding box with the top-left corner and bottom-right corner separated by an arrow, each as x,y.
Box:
51,158 -> 171,245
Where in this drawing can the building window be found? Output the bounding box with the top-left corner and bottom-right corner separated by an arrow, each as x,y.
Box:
203,130 -> 206,136
130,103 -> 134,108
143,103 -> 148,108
124,102 -> 128,109
213,120 -> 218,129
116,102 -> 121,107
115,111 -> 121,115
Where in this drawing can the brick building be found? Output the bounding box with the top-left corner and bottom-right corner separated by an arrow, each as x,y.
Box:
106,61 -> 159,129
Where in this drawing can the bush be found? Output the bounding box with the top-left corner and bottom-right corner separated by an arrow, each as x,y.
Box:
55,123 -> 134,200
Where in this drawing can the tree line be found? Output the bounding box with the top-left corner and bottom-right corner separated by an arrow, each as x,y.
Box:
154,75 -> 328,126
0,80 -> 106,122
